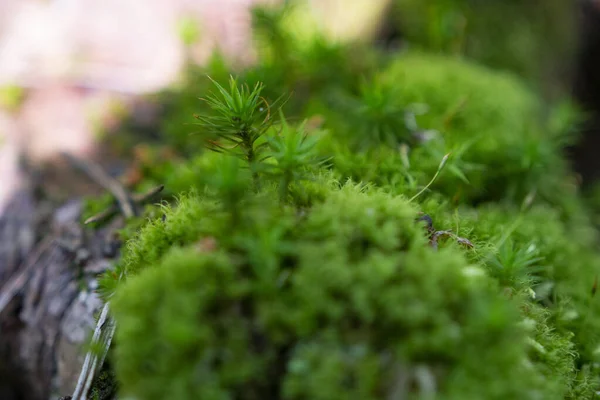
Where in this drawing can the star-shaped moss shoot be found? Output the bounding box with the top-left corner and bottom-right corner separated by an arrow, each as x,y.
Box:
193,76 -> 288,185
261,110 -> 331,203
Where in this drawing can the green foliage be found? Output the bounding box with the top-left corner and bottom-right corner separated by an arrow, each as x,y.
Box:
322,77 -> 435,149
112,185 -> 557,400
260,110 -> 330,202
89,363 -> 118,400
194,76 -> 286,166
459,204 -> 600,369
98,190 -> 222,297
521,303 -> 578,398
485,239 -> 545,291
320,52 -> 575,208
204,156 -> 252,214
93,4 -> 600,399
390,0 -> 577,97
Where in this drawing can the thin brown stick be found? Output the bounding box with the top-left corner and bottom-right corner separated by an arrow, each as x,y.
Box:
84,184 -> 164,225
84,205 -> 119,225
131,184 -> 165,202
61,152 -> 136,218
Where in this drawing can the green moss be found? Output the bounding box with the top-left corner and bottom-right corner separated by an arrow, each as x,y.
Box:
320,52 -> 574,208
463,205 -> 600,362
390,0 -> 576,97
112,184 -> 558,399
88,363 -> 117,400
92,7 -> 600,398
418,201 -> 600,398
521,303 -> 578,399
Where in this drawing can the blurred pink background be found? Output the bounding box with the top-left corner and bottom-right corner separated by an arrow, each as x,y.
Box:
0,0 -> 281,213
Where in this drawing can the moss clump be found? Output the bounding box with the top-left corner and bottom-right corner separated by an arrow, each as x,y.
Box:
320,52 -> 574,208
112,185 -> 557,400
88,363 -> 117,400
91,4 -> 600,399
460,205 -> 600,364
390,0 -> 577,97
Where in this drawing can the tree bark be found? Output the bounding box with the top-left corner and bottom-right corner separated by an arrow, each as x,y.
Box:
0,178 -> 121,400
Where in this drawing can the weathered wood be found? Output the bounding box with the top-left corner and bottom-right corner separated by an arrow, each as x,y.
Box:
0,188 -> 36,287
0,189 -> 121,399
